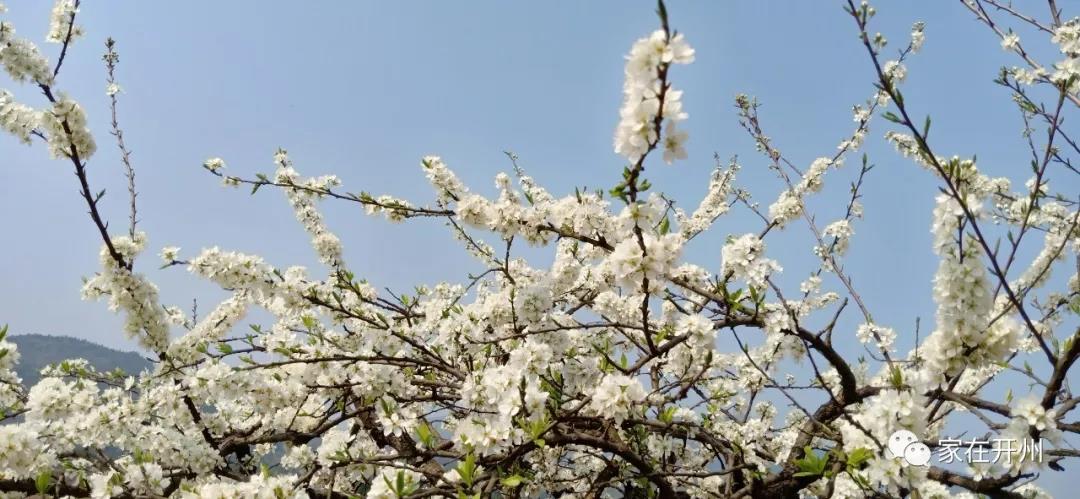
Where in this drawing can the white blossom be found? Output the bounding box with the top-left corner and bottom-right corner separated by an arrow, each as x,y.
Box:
606,233 -> 684,292
0,21 -> 53,85
1001,32 -> 1020,51
856,322 -> 896,350
203,157 -> 226,172
721,233 -> 781,289
0,89 -> 40,144
46,0 -> 83,44
0,3 -> 1075,498
768,157 -> 833,228
123,462 -> 166,496
40,92 -> 96,160
588,373 -> 647,423
159,245 -> 180,264
910,22 -> 925,53
1011,396 -> 1057,433
614,30 -> 694,164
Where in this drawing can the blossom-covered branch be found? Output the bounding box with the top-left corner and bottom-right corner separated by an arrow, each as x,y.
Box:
0,1 -> 1078,498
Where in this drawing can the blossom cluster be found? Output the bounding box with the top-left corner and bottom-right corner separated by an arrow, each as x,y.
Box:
80,233 -> 170,351
856,322 -> 896,350
613,29 -> 694,164
920,194 -> 1018,379
40,91 -> 96,159
0,20 -> 52,85
1051,20 -> 1080,94
768,157 -> 835,228
720,233 -> 781,289
0,89 -> 38,143
274,150 -> 345,269
0,1 -> 1077,498
607,233 -> 684,292
46,0 -> 82,44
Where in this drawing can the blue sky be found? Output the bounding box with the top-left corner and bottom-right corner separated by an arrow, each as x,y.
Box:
1,1 -> 1077,493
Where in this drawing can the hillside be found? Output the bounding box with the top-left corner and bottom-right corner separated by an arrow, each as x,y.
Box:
8,334 -> 151,387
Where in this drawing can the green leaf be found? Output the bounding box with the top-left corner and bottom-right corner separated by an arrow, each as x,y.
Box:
501,474 -> 526,487
416,422 -> 435,448
654,324 -> 673,343
889,366 -> 904,388
458,452 -> 477,487
35,470 -> 52,495
846,447 -> 873,469
794,446 -> 828,478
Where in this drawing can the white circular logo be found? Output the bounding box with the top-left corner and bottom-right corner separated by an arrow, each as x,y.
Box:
888,430 -> 929,466
903,442 -> 932,466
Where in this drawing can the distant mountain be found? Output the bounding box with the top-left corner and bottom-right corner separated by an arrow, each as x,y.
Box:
8,334 -> 151,387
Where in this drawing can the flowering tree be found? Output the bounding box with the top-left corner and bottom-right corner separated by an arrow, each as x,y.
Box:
1,0 -> 1079,497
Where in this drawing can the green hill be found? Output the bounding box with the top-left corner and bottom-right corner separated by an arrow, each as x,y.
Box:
8,334 -> 151,387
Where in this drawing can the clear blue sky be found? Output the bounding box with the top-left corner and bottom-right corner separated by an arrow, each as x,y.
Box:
1,1 -> 1076,493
